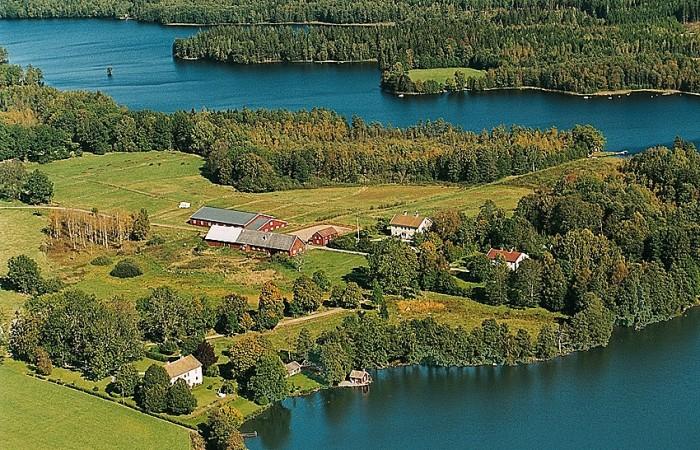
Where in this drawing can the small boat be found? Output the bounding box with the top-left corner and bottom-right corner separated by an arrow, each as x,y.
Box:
583,96 -> 590,99
607,96 -> 613,100
398,93 -> 404,98
107,66 -> 113,77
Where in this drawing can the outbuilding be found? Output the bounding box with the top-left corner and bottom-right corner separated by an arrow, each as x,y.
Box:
204,225 -> 305,257
285,361 -> 302,377
309,226 -> 339,246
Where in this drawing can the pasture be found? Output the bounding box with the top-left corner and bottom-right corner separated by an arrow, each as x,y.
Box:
34,151 -> 530,229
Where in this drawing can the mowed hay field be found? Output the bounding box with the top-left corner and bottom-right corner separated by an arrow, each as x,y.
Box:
0,364 -> 190,450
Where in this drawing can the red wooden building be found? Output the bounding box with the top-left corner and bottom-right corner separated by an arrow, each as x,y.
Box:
309,226 -> 339,246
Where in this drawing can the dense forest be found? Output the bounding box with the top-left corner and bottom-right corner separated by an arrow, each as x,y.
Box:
0,51 -> 603,192
173,6 -> 700,94
3,1 -> 700,24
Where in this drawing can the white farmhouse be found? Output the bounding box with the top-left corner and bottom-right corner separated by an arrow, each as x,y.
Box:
486,248 -> 529,271
389,212 -> 432,240
164,355 -> 203,387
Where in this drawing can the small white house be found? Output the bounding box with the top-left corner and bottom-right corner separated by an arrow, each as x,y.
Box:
389,212 -> 432,240
179,202 -> 191,209
486,248 -> 530,271
164,355 -> 203,387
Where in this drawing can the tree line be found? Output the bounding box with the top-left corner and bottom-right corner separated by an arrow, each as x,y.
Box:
0,58 -> 603,192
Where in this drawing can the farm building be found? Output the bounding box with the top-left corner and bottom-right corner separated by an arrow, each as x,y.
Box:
164,355 -> 203,387
486,248 -> 530,271
389,212 -> 432,240
204,224 -> 305,257
188,206 -> 286,232
309,226 -> 339,246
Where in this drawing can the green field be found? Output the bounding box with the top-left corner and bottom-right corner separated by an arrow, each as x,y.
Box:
0,362 -> 190,450
33,151 -> 528,229
408,67 -> 485,84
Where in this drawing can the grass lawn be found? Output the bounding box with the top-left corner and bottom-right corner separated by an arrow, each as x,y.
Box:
289,372 -> 325,393
0,361 -> 190,450
408,67 -> 485,84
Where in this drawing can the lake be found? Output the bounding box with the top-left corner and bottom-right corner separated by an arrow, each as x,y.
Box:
1,19 -> 699,151
244,310 -> 700,449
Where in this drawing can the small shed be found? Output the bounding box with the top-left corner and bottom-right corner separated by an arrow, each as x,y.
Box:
285,361 -> 302,377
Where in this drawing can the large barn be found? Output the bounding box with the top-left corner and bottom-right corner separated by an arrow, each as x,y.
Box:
204,225 -> 305,257
188,206 -> 286,232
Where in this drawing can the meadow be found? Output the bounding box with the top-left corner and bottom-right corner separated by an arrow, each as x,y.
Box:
0,361 -> 191,450
408,67 -> 485,84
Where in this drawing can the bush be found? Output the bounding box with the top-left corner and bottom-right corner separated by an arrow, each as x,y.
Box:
167,378 -> 197,415
90,255 -> 113,266
147,235 -> 166,246
145,349 -> 170,362
159,340 -> 179,355
35,347 -> 52,376
4,254 -> 42,294
110,259 -> 143,278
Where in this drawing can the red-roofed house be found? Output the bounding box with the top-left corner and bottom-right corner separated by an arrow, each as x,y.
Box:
486,248 -> 529,270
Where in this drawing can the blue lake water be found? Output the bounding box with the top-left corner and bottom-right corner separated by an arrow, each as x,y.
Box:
1,19 -> 699,151
244,310 -> 700,449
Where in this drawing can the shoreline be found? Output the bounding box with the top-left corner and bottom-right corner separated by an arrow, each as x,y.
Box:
242,303 -> 700,427
174,55 -> 378,64
164,21 -> 394,27
394,85 -> 700,98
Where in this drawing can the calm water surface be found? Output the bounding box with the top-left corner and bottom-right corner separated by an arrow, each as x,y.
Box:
244,310 -> 700,449
1,19 -> 700,151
